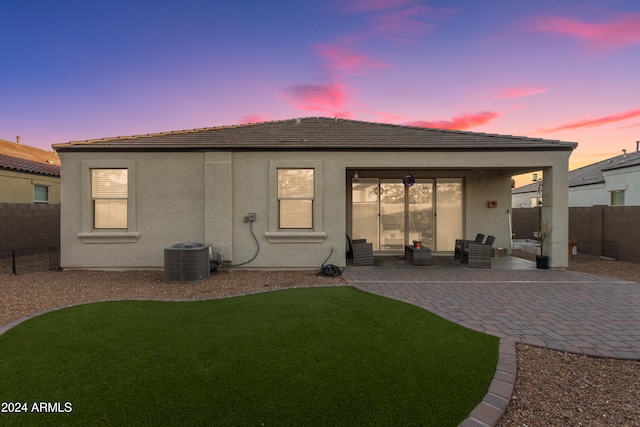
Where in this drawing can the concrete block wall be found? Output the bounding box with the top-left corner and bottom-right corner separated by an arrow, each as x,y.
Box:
514,206 -> 640,263
602,206 -> 640,262
0,203 -> 60,255
511,207 -> 540,239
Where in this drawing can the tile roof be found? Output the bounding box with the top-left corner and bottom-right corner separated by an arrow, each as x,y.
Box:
512,150 -> 640,193
512,180 -> 542,194
0,139 -> 61,177
53,117 -> 578,152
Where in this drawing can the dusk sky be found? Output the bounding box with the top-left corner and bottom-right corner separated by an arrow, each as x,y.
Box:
2,0 -> 639,185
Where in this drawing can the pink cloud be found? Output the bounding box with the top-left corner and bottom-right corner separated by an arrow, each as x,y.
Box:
537,108 -> 640,133
531,12 -> 640,50
239,114 -> 269,124
315,44 -> 387,74
284,83 -> 349,113
498,86 -> 547,99
406,111 -> 500,130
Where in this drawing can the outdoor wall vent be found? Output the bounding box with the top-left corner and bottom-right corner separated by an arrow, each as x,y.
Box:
164,242 -> 211,282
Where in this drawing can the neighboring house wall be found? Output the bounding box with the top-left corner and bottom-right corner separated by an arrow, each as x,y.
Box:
512,191 -> 533,208
59,148 -> 569,270
514,151 -> 640,208
568,183 -> 608,207
0,169 -> 61,204
603,164 -> 640,206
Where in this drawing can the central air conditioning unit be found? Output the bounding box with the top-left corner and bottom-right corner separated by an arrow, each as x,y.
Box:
164,242 -> 211,282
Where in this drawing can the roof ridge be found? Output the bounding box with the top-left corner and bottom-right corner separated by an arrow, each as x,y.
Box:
570,150 -> 640,173
56,116 -> 577,147
300,116 -> 569,143
58,118 -> 301,146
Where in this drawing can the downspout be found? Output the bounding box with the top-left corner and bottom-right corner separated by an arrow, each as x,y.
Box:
507,209 -> 512,250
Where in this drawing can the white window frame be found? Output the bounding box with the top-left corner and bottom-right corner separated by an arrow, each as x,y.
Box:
92,169 -> 129,229
78,160 -> 139,243
265,160 -> 326,243
278,168 -> 314,229
33,184 -> 50,204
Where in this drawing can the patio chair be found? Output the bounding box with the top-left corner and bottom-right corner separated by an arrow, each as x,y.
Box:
464,235 -> 495,268
347,236 -> 374,266
455,233 -> 485,260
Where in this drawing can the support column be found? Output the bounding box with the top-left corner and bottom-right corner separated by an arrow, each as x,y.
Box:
204,152 -> 233,261
541,165 -> 569,268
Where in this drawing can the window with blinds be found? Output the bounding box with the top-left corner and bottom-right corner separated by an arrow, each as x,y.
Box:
92,169 -> 128,229
278,168 -> 314,229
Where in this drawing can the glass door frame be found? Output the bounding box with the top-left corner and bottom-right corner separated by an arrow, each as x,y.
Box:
352,178 -> 438,254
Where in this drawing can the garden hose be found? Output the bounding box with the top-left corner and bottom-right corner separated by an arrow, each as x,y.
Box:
318,247 -> 342,277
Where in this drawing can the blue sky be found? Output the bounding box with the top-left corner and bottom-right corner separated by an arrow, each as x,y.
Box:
2,0 -> 639,183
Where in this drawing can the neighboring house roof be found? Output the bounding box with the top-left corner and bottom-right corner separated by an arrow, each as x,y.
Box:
512,181 -> 542,194
53,117 -> 578,152
512,150 -> 640,193
0,139 -> 61,177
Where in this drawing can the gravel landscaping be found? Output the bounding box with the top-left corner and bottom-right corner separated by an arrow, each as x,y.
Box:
497,252 -> 640,426
2,253 -> 639,426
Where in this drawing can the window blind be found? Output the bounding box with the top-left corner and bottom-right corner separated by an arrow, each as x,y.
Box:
278,168 -> 313,229
92,169 -> 128,198
279,200 -> 313,228
92,169 -> 128,228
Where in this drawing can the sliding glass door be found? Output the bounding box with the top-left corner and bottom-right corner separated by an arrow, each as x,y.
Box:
354,178 -> 459,252
351,179 -> 380,250
408,181 -> 434,249
435,179 -> 463,251
379,181 -> 405,250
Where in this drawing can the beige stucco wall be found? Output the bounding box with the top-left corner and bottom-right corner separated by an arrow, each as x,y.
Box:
58,148 -> 571,270
0,170 -> 60,204
59,152 -> 206,269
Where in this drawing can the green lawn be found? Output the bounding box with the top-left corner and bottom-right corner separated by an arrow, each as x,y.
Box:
0,287 -> 497,426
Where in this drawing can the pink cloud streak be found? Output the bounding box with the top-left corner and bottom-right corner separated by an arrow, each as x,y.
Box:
239,114 -> 269,124
284,83 -> 351,117
315,44 -> 387,74
531,12 -> 640,50
406,111 -> 500,130
498,86 -> 547,99
537,108 -> 640,133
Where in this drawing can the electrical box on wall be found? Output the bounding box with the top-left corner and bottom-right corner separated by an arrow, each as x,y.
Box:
245,212 -> 257,222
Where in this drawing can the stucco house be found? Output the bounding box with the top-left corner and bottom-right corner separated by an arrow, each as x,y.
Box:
0,138 -> 60,204
53,117 -> 576,270
512,147 -> 640,208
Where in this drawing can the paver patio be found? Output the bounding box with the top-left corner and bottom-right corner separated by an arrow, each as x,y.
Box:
343,261 -> 640,360
341,257 -> 640,426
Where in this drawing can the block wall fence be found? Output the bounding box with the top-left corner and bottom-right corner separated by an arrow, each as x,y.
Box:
0,203 -> 60,255
512,206 -> 640,263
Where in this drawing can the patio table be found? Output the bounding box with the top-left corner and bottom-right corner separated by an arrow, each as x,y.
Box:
404,245 -> 432,266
